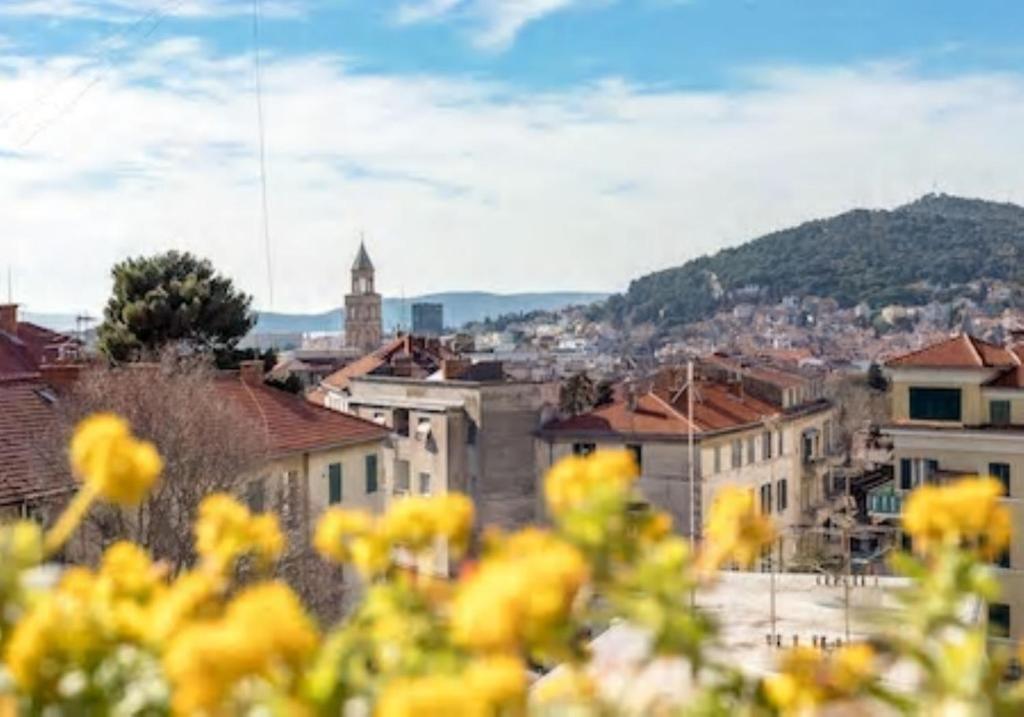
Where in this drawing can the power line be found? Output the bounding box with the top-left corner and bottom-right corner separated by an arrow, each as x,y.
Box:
252,0 -> 275,309
9,0 -> 187,149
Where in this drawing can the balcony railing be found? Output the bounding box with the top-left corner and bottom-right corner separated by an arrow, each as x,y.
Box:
867,490 -> 904,517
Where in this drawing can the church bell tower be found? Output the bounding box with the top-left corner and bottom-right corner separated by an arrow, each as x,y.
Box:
345,240 -> 382,353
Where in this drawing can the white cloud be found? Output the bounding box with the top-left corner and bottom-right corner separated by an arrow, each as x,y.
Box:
2,40 -> 1024,315
0,0 -> 304,22
396,0 -> 583,49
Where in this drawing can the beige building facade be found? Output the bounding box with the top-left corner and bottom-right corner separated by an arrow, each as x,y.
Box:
880,334 -> 1024,640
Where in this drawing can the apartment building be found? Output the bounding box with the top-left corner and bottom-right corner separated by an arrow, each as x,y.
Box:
315,358 -> 557,537
877,333 -> 1024,640
536,360 -> 837,546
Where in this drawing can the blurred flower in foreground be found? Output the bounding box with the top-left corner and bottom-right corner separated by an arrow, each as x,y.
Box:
903,476 -> 1010,559
700,486 -> 777,571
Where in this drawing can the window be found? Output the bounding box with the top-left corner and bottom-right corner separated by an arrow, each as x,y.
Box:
908,387 -> 961,422
823,420 -> 833,455
395,460 -> 411,494
989,603 -> 1012,639
776,479 -> 788,513
416,416 -> 432,439
467,419 -> 478,445
627,444 -> 643,471
573,442 -> 596,456
991,400 -> 1011,427
713,445 -> 721,474
730,440 -> 742,469
777,429 -> 785,456
394,408 -> 410,437
365,454 -> 379,494
246,480 -> 265,512
759,483 -> 772,514
762,431 -> 772,461
990,462 -> 1011,497
328,463 -> 343,505
995,547 -> 1011,569
747,436 -> 756,464
899,458 -> 912,490
419,472 -> 432,495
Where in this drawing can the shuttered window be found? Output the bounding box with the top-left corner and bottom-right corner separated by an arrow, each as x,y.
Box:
328,463 -> 342,505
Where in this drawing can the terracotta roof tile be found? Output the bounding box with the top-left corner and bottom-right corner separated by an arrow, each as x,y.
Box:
0,378 -> 73,506
215,375 -> 388,457
541,379 -> 781,439
887,334 -> 1019,369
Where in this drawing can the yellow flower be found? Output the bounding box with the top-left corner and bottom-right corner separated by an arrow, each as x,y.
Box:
314,507 -> 374,563
163,581 -> 316,715
763,646 -> 825,714
0,520 -> 43,568
532,665 -> 597,706
701,486 -> 777,571
69,413 -> 162,506
431,493 -> 475,555
147,570 -> 222,646
195,493 -> 284,570
903,477 -> 1011,559
466,654 -> 528,713
544,450 -> 639,517
382,496 -> 438,551
452,528 -> 588,652
376,674 -> 486,717
763,643 -> 876,715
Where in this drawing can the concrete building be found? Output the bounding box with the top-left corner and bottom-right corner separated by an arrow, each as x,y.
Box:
344,241 -> 382,353
536,359 -> 837,548
412,302 -> 444,337
877,333 -> 1024,640
315,359 -> 558,546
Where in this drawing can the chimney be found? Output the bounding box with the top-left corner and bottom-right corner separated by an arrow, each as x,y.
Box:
442,358 -> 472,380
40,363 -> 83,392
625,381 -> 638,412
239,360 -> 265,386
391,352 -> 414,378
0,304 -> 17,335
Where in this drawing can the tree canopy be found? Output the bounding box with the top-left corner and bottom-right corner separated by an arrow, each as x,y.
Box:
97,251 -> 255,361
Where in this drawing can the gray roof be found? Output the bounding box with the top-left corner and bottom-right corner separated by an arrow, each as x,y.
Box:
352,241 -> 374,272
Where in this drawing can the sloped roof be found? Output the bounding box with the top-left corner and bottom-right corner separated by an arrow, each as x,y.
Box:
215,375 -> 388,457
886,334 -> 1020,369
0,321 -> 79,381
352,241 -> 374,273
541,379 -> 781,440
0,378 -> 73,506
318,335 -> 454,393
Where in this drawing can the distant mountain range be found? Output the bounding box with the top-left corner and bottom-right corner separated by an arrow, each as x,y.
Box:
253,292 -> 609,334
25,292 -> 608,336
602,194 -> 1024,332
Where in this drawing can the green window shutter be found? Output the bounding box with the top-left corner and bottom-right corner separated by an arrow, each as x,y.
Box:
328,463 -> 343,504
365,454 -> 379,494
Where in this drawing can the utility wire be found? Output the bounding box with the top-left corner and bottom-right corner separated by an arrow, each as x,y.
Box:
10,0 -> 186,148
252,0 -> 275,309
0,2 -> 167,130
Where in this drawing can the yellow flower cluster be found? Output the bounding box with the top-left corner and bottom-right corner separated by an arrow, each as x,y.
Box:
701,486 -> 777,571
763,643 -> 876,715
314,493 -> 474,578
163,581 -> 316,715
69,413 -> 162,506
451,528 -> 588,653
195,492 -> 285,570
376,655 -> 527,717
4,542 -> 163,694
903,477 -> 1011,559
544,450 -> 638,516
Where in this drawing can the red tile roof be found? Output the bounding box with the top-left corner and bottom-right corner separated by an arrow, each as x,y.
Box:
541,379 -> 782,439
0,378 -> 74,506
0,321 -> 79,381
886,334 -> 1019,369
319,335 -> 456,393
215,374 -> 388,457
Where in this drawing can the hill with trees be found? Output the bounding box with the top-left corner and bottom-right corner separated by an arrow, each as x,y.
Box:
603,194 -> 1024,331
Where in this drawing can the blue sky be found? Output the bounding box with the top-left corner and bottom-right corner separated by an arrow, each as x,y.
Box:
2,1 -> 1024,312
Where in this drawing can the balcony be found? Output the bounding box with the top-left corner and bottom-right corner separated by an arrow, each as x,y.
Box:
867,488 -> 904,517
